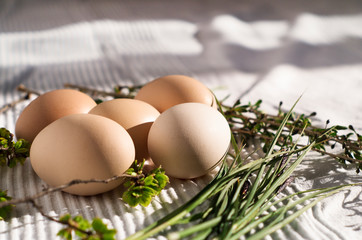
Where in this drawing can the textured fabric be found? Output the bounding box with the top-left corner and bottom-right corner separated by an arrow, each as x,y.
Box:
0,0 -> 361,239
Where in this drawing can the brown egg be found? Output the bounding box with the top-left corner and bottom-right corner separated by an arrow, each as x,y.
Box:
89,99 -> 160,161
148,103 -> 230,179
135,75 -> 217,113
30,114 -> 135,196
15,89 -> 96,142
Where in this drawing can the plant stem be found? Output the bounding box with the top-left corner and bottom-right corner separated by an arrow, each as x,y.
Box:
16,84 -> 41,96
0,85 -> 40,114
232,128 -> 362,164
168,216 -> 222,240
29,199 -> 93,236
125,180 -> 222,240
64,83 -> 140,98
243,184 -> 357,240
0,174 -> 140,209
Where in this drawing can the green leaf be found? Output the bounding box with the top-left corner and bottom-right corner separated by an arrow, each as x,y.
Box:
0,133 -> 30,168
58,214 -> 91,239
143,175 -> 157,187
0,190 -> 13,220
123,180 -> 135,188
7,159 -> 17,168
122,190 -> 138,207
153,171 -> 169,191
309,112 -> 317,117
92,218 -> 116,240
335,125 -> 348,130
0,128 -> 11,139
15,147 -> 28,154
14,140 -> 22,149
92,218 -> 108,233
57,229 -> 72,240
123,159 -> 169,207
89,236 -> 101,240
232,99 -> 241,108
0,138 -> 9,149
102,232 -> 117,240
59,214 -> 71,222
138,189 -> 155,207
123,185 -> 156,207
125,168 -> 135,175
254,99 -> 262,108
95,99 -> 103,104
73,215 -> 91,230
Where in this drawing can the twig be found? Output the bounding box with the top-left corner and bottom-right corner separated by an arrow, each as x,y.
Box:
0,85 -> 41,114
0,98 -> 27,115
312,148 -> 359,164
64,83 -> 139,98
0,174 -> 140,209
17,84 -> 41,96
229,114 -> 362,152
231,128 -> 362,164
276,177 -> 295,194
29,199 -> 93,236
30,199 -> 61,223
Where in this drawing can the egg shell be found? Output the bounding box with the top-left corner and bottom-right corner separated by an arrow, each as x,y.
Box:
89,99 -> 160,161
15,89 -> 97,143
30,114 -> 135,196
148,103 -> 230,179
135,75 -> 217,113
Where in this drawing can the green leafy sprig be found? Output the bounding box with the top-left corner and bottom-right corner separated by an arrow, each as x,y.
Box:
0,128 -> 30,168
0,161 -> 169,213
125,98 -> 359,240
63,83 -> 143,102
123,160 -> 169,207
0,190 -> 13,220
222,99 -> 362,173
57,214 -> 116,240
24,197 -> 117,240
0,85 -> 40,115
0,84 -> 360,239
113,84 -> 143,99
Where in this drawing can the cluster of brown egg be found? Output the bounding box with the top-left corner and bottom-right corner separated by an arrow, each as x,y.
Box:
15,75 -> 230,196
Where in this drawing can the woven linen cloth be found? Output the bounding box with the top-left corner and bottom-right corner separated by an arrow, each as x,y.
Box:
0,0 -> 361,239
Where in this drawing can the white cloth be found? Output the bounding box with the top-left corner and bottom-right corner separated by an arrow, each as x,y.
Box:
0,0 -> 361,239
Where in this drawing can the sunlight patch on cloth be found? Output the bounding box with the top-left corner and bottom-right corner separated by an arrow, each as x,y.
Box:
211,14 -> 289,50
212,13 -> 362,49
0,19 -> 202,67
291,13 -> 362,45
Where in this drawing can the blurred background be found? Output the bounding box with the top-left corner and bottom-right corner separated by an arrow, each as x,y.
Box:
0,0 -> 361,239
1,0 -> 362,129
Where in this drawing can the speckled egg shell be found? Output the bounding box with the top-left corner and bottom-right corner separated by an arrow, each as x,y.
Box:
30,114 -> 135,196
135,75 -> 216,113
15,89 -> 97,143
148,103 -> 230,179
89,99 -> 160,161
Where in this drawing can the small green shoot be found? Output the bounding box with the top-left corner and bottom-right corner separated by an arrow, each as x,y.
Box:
0,190 -> 13,220
0,128 -> 30,168
57,214 -> 116,240
122,160 -> 169,207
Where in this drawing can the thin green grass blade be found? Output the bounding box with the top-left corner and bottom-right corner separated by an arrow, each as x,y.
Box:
231,183 -> 359,240
239,162 -> 267,216
167,216 -> 222,240
244,185 -> 352,240
232,143 -> 314,233
125,178 -> 222,240
190,228 -> 213,240
265,96 -> 302,157
259,126 -> 300,193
